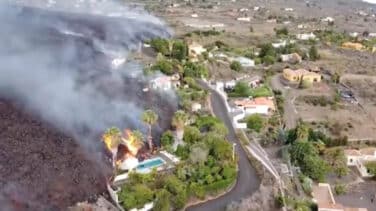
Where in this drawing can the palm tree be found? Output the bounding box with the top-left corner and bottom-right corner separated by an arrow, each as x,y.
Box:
142,109 -> 158,151
102,127 -> 122,150
172,110 -> 188,141
131,130 -> 145,150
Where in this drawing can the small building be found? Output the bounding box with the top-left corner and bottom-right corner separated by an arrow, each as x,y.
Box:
280,53 -> 302,64
345,147 -> 376,177
150,74 -> 180,91
373,46 -> 376,53
236,17 -> 251,22
283,68 -> 322,83
342,42 -> 364,51
321,16 -> 335,23
272,40 -> 289,48
284,8 -> 294,12
188,42 -> 207,61
191,13 -> 198,18
349,32 -> 359,38
239,8 -> 249,12
298,24 -> 309,29
191,102 -> 202,112
296,32 -> 316,40
232,56 -> 255,67
233,97 -> 275,115
312,183 -> 368,211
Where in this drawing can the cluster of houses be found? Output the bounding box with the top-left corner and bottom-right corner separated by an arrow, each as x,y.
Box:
312,183 -> 368,211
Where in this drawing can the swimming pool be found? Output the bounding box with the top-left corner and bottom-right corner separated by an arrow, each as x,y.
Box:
136,157 -> 165,173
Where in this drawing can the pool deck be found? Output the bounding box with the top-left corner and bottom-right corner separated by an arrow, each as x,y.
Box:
113,151 -> 179,186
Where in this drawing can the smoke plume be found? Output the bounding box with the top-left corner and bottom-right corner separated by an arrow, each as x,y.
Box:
0,1 -> 174,148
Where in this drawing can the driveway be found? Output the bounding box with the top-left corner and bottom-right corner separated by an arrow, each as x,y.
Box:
270,74 -> 298,129
187,81 -> 260,211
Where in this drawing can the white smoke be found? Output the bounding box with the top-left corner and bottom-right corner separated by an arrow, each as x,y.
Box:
0,1 -> 173,145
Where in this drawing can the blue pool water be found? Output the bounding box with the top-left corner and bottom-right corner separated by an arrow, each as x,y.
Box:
136,158 -> 165,171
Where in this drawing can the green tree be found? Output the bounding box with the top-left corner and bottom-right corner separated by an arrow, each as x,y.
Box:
230,61 -> 242,72
172,110 -> 188,141
183,126 -> 201,144
259,43 -> 276,58
152,59 -> 174,75
229,82 -> 251,97
324,148 -> 349,177
275,27 -> 289,36
164,175 -> 188,209
263,55 -> 276,65
153,189 -> 171,211
183,62 -> 209,78
119,184 -> 154,210
309,45 -> 320,61
365,161 -> 376,177
246,114 -> 264,132
150,38 -> 170,56
189,182 -> 205,199
189,142 -> 209,164
301,155 -> 329,181
161,130 -> 174,148
172,40 -> 187,61
142,109 -> 158,151
290,141 -> 318,165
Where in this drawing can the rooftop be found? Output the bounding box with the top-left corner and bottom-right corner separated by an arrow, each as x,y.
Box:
234,97 -> 275,110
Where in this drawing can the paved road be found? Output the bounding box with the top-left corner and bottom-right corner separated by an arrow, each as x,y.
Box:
187,81 -> 260,211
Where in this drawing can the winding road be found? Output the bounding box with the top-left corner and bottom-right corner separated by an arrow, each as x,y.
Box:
187,81 -> 260,211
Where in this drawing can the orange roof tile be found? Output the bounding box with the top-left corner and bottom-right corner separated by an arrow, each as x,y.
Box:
234,97 -> 275,110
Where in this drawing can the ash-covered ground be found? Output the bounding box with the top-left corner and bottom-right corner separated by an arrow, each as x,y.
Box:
0,1 -> 176,210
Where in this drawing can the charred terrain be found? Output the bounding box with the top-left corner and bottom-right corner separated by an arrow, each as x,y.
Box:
0,2 -> 176,210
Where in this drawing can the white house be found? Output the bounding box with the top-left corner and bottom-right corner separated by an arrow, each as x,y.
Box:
191,13 -> 199,18
284,8 -> 294,12
232,57 -> 255,67
349,32 -> 359,38
296,32 -> 316,40
237,17 -> 251,22
272,40 -> 288,48
345,148 -> 376,178
280,53 -> 302,64
322,16 -> 335,23
233,97 -> 275,115
150,74 -> 180,91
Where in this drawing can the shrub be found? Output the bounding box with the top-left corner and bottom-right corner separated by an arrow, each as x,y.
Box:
334,184 -> 347,195
263,55 -> 276,65
152,59 -> 174,75
171,40 -> 187,61
183,62 -> 209,78
275,27 -> 289,36
161,131 -> 174,147
150,38 -> 170,56
230,61 -> 242,72
309,45 -> 320,61
246,114 -> 264,132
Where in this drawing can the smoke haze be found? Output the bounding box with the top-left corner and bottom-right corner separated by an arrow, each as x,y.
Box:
0,1 -> 173,146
